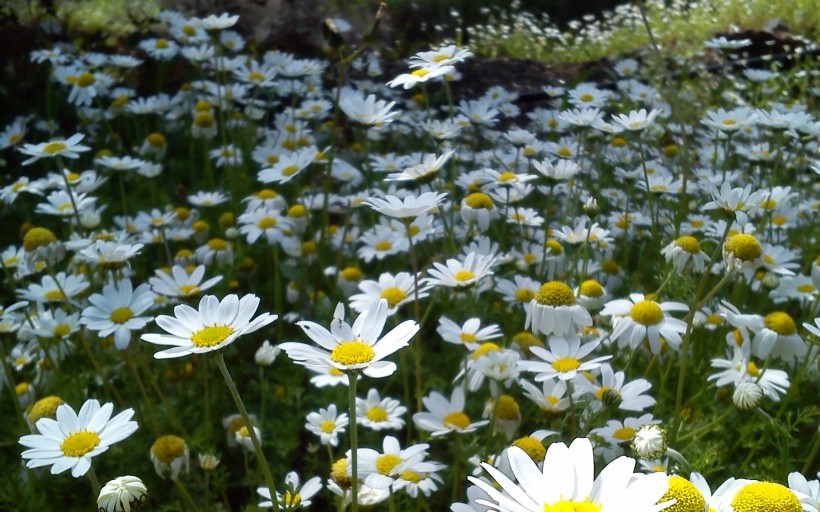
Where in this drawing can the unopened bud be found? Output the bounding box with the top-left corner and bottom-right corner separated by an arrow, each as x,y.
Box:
733,381 -> 763,410
630,424 -> 667,459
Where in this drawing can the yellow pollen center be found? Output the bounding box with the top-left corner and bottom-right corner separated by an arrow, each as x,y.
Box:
495,395 -> 519,420
515,288 -> 536,301
248,71 -> 265,82
543,498 -> 602,512
630,300 -> 663,325
453,270 -> 475,282
747,361 -> 760,377
730,481 -> 801,512
657,475 -> 706,512
281,164 -> 299,176
512,436 -> 546,462
45,289 -> 64,300
320,419 -> 336,433
366,406 -> 388,422
472,342 -> 501,359
151,435 -> 186,464
705,313 -> 723,325
178,284 -> 198,295
401,470 -> 423,482
43,141 -> 66,154
340,267 -> 361,281
796,284 -> 814,293
499,171 -> 518,182
551,357 -> 580,373
579,280 -> 604,297
763,311 -> 796,335
443,411 -> 470,430
155,38 -> 169,48
257,216 -> 276,229
207,238 -> 229,251
612,426 -> 636,440
28,396 -> 64,424
60,430 -> 100,457
464,192 -> 494,209
77,72 -> 95,87
109,306 -> 133,324
411,69 -> 429,77
194,111 -> 215,128
374,240 -> 392,251
535,281 -> 575,306
283,491 -> 300,506
376,454 -> 403,475
459,332 -> 477,343
379,287 -> 408,307
675,236 -> 701,254
579,93 -> 594,102
330,341 -> 375,366
190,325 -> 234,347
53,323 -> 71,337
725,234 -> 762,261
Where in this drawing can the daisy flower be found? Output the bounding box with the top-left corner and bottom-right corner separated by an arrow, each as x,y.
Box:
279,299 -> 418,378
437,316 -> 502,346
496,275 -> 541,305
363,191 -> 448,220
423,251 -> 496,290
385,151 -> 455,182
17,271 -> 90,305
611,108 -> 662,131
349,271 -> 430,315
412,386 -> 489,436
712,478 -> 809,512
576,363 -> 656,412
20,399 -> 138,477
305,404 -> 348,447
661,235 -> 710,273
591,413 -> 661,462
469,437 -> 672,512
526,281 -> 593,337
18,133 -> 91,165
150,435 -> 189,479
518,336 -> 612,382
338,88 -> 399,125
140,294 -> 276,359
387,64 -> 454,89
601,293 -> 688,354
460,192 -> 500,231
356,388 -> 406,431
520,378 -> 570,413
148,264 -> 223,298
258,471 -> 322,509
81,278 -> 155,350
356,436 -> 436,490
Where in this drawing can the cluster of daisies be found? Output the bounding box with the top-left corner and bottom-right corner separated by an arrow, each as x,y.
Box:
0,5 -> 818,512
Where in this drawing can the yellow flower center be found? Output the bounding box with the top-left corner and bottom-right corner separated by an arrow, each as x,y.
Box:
27,396 -> 64,425
194,111 -> 215,128
151,435 -> 186,464
380,287 -> 407,308
557,147 -> 572,157
23,227 -> 57,251
705,313 -> 723,326
759,198 -> 777,210
472,342 -> 501,359
512,436 -> 546,462
207,238 -> 229,251
44,289 -> 64,300
578,280 -> 604,297
747,361 -> 760,377
464,192 -> 495,209
190,325 -> 234,347
330,340 -> 375,366
612,426 -> 636,441
331,458 -> 350,485
534,281 -> 575,306
53,323 -> 71,337
281,164 -> 299,177
551,356 -> 580,373
109,306 -> 133,324
763,311 -> 796,336
725,234 -> 762,261
375,454 -> 402,475
579,93 -> 594,102
177,283 -> 198,295
546,239 -> 564,255
283,491 -> 301,506
498,171 -> 518,182
630,300 -> 664,325
543,498 -> 601,512
443,411 -> 471,430
320,419 -> 336,433
453,269 -> 476,282
495,395 -> 520,420
155,38 -> 169,48
675,236 -> 701,254
459,332 -> 477,343
400,470 -> 424,483
366,406 -> 388,422
77,72 -> 95,87
796,283 -> 815,293
657,475 -> 706,512
60,430 -> 100,457
730,481 -> 801,512
43,141 -> 67,154
257,216 -> 276,229
374,240 -> 392,251
514,288 -> 536,301
411,68 -> 430,77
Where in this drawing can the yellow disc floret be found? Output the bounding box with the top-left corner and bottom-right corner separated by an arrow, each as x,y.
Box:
330,340 -> 375,366
464,192 -> 495,209
675,236 -> 701,254
630,300 -> 664,326
443,411 -> 471,430
535,281 -> 575,306
730,481 -> 801,512
151,435 -> 186,464
23,227 -> 57,251
763,311 -> 796,336
657,475 -> 706,512
61,430 -> 100,457
725,234 -> 762,261
191,325 -> 234,347
511,436 -> 546,462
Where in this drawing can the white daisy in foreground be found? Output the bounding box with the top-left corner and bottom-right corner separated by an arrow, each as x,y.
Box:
601,293 -> 688,354
20,399 -> 138,477
279,299 -> 419,378
469,437 -> 673,512
140,294 -> 276,359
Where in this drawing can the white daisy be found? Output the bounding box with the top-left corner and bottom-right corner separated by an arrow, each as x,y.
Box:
18,133 -> 91,165
412,386 -> 489,436
258,471 -> 322,509
80,278 -> 155,350
469,437 -> 673,512
20,399 -> 138,477
423,251 -> 496,290
305,404 -> 348,447
140,294 -> 276,359
601,293 -> 688,354
279,299 -> 418,378
149,264 -> 223,298
356,388 -> 406,431
525,281 -> 593,337
518,336 -> 612,382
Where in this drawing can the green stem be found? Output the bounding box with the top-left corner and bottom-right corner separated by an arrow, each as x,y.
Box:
214,352 -> 279,510
87,465 -> 101,497
173,476 -> 203,512
348,371 -> 360,512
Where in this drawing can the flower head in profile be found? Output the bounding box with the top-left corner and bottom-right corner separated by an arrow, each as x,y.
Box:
141,294 -> 276,359
18,133 -> 90,165
279,299 -> 419,378
20,399 -> 138,477
339,88 -> 398,126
